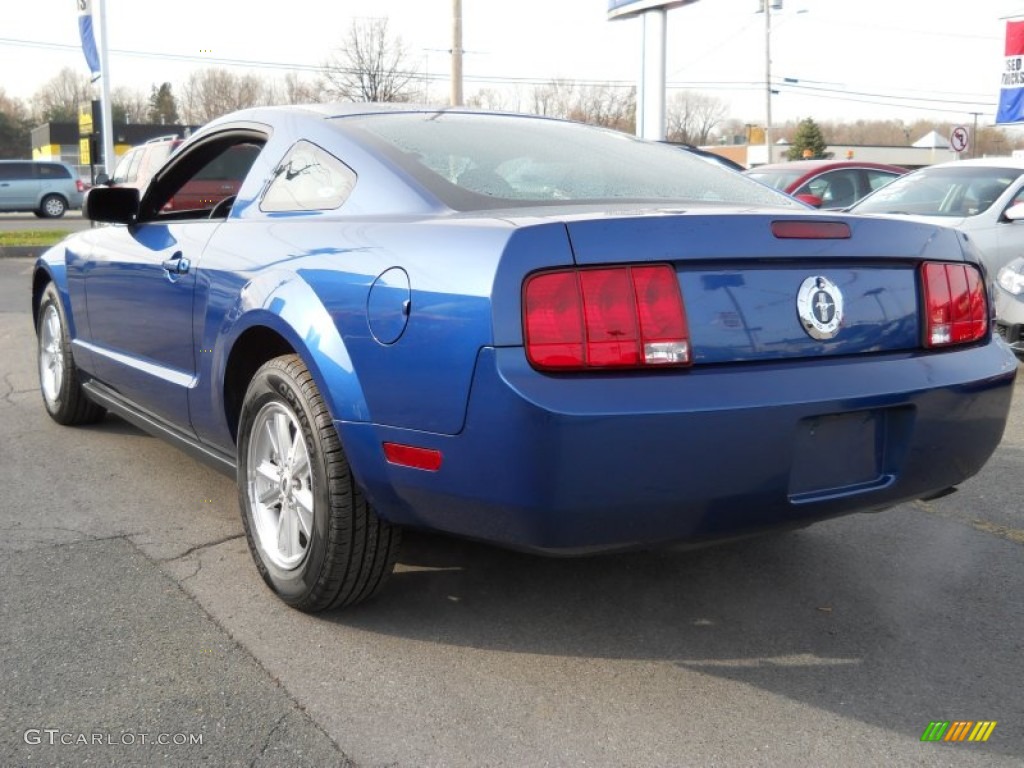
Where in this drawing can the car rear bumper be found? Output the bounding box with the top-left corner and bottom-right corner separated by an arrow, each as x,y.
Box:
341,343 -> 1017,553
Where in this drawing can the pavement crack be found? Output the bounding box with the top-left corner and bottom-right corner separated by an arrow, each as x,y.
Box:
156,533 -> 245,563
250,712 -> 288,768
1,371 -> 18,405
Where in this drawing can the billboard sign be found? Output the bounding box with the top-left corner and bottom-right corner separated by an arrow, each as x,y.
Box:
998,20 -> 1024,124
607,0 -> 699,20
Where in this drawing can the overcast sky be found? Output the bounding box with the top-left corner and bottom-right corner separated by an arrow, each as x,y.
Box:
0,0 -> 1019,127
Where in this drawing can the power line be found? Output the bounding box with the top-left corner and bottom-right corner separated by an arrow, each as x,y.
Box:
0,35 -> 1002,118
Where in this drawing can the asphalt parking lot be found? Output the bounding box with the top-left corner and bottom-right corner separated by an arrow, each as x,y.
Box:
1,254 -> 1022,767
0,211 -> 91,233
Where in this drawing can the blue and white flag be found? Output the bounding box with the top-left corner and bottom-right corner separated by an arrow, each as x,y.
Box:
997,20 -> 1024,124
77,0 -> 101,77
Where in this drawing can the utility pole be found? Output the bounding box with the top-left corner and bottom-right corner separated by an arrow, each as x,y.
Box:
971,111 -> 980,158
451,0 -> 463,106
763,0 -> 773,164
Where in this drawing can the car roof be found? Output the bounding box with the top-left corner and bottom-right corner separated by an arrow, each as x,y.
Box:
920,156 -> 1024,170
749,159 -> 906,173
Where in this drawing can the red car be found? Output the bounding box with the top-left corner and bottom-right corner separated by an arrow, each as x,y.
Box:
105,136 -> 256,212
745,160 -> 907,209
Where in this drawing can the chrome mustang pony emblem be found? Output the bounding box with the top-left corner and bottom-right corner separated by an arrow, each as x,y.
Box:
797,276 -> 844,340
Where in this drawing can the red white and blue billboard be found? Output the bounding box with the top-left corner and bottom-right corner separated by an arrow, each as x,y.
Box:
997,20 -> 1024,124
607,0 -> 699,20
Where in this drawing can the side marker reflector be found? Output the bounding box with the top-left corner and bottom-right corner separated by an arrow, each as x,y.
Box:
383,442 -> 443,471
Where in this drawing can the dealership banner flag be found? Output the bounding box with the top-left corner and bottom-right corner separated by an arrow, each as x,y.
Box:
77,0 -> 101,77
998,20 -> 1024,123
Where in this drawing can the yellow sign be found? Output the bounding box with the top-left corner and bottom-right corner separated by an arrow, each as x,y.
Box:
79,138 -> 91,165
78,103 -> 93,137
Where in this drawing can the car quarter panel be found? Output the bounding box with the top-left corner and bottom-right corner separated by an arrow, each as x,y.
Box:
190,215 -> 569,451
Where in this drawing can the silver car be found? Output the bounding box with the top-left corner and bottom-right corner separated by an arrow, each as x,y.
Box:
0,160 -> 85,218
850,157 -> 1024,357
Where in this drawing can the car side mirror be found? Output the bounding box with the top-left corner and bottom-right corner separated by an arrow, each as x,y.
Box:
794,193 -> 823,208
94,172 -> 110,186
83,186 -> 140,224
1003,201 -> 1024,222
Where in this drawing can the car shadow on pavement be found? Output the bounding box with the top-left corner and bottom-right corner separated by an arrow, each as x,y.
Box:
331,515 -> 1022,758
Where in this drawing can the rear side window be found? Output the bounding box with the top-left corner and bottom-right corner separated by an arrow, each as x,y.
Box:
112,149 -> 142,184
0,162 -> 33,181
261,141 -> 357,212
36,163 -> 71,179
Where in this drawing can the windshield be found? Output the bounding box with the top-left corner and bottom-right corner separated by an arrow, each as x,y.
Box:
339,112 -> 799,211
852,165 -> 1022,217
745,169 -> 803,191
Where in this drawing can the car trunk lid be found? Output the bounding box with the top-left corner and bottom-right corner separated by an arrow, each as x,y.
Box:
562,211 -> 970,363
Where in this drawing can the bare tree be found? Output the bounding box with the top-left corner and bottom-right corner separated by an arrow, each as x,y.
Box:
665,91 -> 727,145
467,87 -> 513,111
527,80 -> 635,132
280,72 -> 325,105
30,67 -> 92,123
179,68 -> 274,124
567,84 -> 635,133
530,79 -> 576,119
111,85 -> 149,124
321,18 -> 415,102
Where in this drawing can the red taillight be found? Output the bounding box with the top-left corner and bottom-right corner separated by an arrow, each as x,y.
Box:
523,265 -> 690,370
383,442 -> 443,471
75,179 -> 85,193
921,262 -> 988,348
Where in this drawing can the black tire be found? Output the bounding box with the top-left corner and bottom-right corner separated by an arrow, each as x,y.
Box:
237,354 -> 401,612
36,283 -> 105,425
39,194 -> 67,219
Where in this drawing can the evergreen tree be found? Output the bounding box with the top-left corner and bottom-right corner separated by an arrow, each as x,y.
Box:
787,117 -> 828,160
148,83 -> 179,125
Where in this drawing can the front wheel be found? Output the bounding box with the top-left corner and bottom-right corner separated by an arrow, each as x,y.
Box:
36,283 -> 105,425
237,355 -> 400,612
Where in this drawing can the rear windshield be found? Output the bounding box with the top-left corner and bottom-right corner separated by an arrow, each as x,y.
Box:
339,112 -> 796,211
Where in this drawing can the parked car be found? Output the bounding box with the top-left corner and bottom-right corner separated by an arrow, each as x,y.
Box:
745,159 -> 907,209
849,157 -> 1024,356
106,134 -> 253,211
106,134 -> 182,195
0,159 -> 84,217
33,106 -> 1016,612
673,143 -> 746,172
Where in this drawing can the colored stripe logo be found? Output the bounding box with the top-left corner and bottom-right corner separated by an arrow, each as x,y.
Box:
921,721 -> 997,743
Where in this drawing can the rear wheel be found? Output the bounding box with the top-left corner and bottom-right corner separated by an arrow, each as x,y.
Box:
36,283 -> 105,425
39,194 -> 67,218
237,355 -> 401,612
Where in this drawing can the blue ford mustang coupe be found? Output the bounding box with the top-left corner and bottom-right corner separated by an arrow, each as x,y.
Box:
33,105 -> 1017,611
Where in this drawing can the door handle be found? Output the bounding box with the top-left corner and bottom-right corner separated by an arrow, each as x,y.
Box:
161,252 -> 190,275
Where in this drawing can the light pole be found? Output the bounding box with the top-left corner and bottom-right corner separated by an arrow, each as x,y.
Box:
451,0 -> 463,106
759,0 -> 781,164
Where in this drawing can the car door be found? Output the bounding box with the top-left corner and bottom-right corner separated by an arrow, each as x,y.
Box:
0,162 -> 39,209
80,129 -> 267,431
989,180 -> 1024,275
